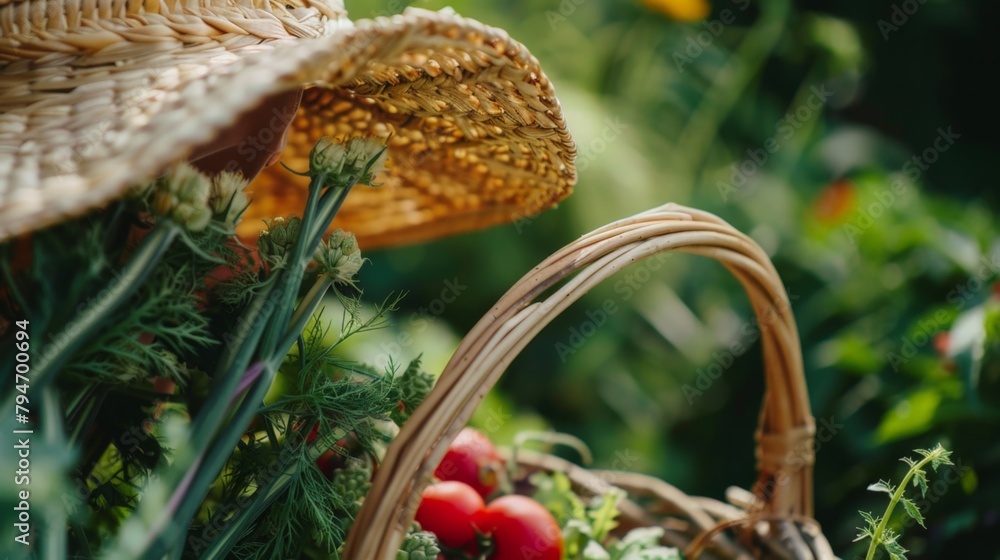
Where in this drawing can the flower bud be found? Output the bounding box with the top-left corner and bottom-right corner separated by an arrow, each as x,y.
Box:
330,464 -> 372,510
395,532 -> 440,560
171,203 -> 213,232
313,229 -> 364,285
209,171 -> 250,227
258,216 -> 302,264
344,136 -> 388,186
174,165 -> 210,205
149,163 -> 213,231
309,137 -> 348,176
308,136 -> 388,186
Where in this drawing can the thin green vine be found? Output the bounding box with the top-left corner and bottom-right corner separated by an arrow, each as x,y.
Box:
855,444 -> 955,560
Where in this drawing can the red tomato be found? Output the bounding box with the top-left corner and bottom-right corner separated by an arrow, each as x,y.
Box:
415,481 -> 485,548
435,428 -> 502,499
473,495 -> 562,560
314,449 -> 338,478
304,423 -> 353,479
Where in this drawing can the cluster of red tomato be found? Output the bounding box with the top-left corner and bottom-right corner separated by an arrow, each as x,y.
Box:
415,428 -> 563,560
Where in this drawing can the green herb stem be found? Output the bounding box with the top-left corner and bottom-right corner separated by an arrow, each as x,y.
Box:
864,452 -> 939,560
157,362 -> 280,558
306,181 -> 354,249
2,222 -> 178,419
141,363 -> 278,559
278,276 -> 334,359
145,170 -> 355,557
136,280 -> 278,557
199,427 -> 349,560
258,173 -> 329,358
36,222 -> 178,383
259,172 -> 353,360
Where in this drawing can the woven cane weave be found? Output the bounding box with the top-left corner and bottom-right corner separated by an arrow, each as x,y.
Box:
0,0 -> 576,247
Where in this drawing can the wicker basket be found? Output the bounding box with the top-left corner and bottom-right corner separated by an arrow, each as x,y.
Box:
343,203 -> 836,559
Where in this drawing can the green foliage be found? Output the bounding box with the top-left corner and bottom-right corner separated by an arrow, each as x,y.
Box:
0,168 -> 257,554
855,445 -> 954,560
529,471 -> 680,560
232,462 -> 372,559
606,528 -> 682,560
214,300 -> 413,559
396,531 -> 442,560
1,198 -> 240,387
531,471 -> 589,528
69,262 -> 215,384
0,137 -> 435,559
390,356 -> 436,425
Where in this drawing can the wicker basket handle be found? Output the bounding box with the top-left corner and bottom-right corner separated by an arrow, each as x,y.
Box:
343,203 -> 816,559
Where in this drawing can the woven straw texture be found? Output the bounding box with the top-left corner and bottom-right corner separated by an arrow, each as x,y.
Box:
343,204 -> 826,559
0,0 -> 576,247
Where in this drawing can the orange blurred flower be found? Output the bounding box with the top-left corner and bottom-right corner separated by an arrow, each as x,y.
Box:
933,332 -> 950,356
641,0 -> 711,22
812,178 -> 858,225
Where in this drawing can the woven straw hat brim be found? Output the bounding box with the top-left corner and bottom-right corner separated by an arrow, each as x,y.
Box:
0,2 -> 577,247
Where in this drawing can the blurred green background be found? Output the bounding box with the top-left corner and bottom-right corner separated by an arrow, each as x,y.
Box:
347,0 -> 1000,557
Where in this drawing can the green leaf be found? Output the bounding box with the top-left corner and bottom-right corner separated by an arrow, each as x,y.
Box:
901,498 -> 925,528
613,527 -> 666,552
830,332 -> 885,373
861,511 -> 879,527
530,472 -> 587,527
867,480 -> 894,494
588,490 -> 623,542
562,519 -> 594,559
582,540 -> 612,560
608,527 -> 681,560
882,533 -> 909,560
947,304 -> 986,401
930,448 -> 955,471
854,511 -> 878,542
875,389 -> 942,443
912,469 -> 929,498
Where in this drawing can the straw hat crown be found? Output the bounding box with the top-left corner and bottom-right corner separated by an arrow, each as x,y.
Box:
0,0 -> 577,247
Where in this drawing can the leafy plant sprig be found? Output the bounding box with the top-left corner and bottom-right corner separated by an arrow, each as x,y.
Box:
1,135 -> 430,559
129,137 -> 389,559
199,299 -> 414,560
854,444 -> 955,560
1,165 -> 256,552
529,471 -> 681,560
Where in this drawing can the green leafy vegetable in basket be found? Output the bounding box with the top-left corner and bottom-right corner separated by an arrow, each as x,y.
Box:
531,471 -> 682,560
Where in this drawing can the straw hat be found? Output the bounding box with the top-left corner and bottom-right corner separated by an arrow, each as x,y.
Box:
0,0 -> 577,247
